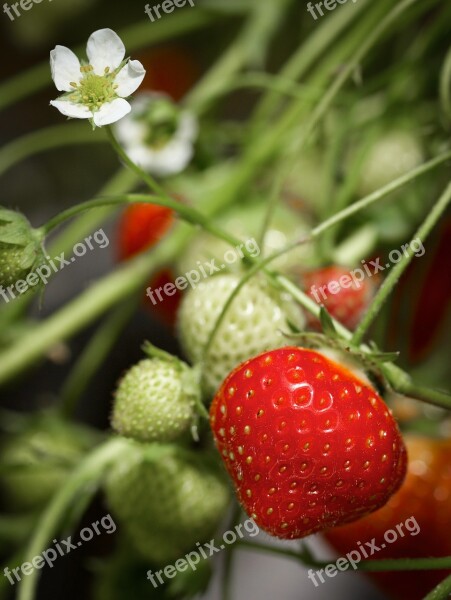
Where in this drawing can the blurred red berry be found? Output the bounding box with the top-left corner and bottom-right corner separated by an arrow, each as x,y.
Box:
303,265 -> 376,330
136,46 -> 199,101
117,204 -> 180,325
325,436 -> 451,600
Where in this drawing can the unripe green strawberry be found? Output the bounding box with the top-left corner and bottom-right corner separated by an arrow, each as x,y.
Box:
358,130 -> 424,197
111,345 -> 200,443
177,273 -> 305,397
94,539 -> 212,600
176,200 -> 314,277
0,207 -> 45,288
0,415 -> 94,511
105,441 -> 230,564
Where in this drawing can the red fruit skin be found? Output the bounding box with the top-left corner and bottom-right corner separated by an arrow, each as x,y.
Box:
325,436 -> 451,600
117,204 -> 180,325
210,347 -> 407,540
303,266 -> 376,330
117,204 -> 174,261
136,46 -> 199,101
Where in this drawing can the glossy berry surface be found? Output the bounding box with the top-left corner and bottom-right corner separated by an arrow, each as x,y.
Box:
210,347 -> 407,539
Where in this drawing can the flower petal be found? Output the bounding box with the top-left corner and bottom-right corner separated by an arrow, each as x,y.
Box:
114,112 -> 147,146
86,28 -> 125,75
50,46 -> 81,92
127,139 -> 193,176
175,113 -> 199,144
93,98 -> 131,127
114,60 -> 146,97
50,99 -> 92,119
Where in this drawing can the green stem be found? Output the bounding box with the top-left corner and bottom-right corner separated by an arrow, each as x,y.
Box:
221,502 -> 242,600
104,126 -> 169,198
249,0 -> 370,134
310,151 -> 451,240
0,124 -> 106,178
0,222 -> 190,385
199,72 -> 321,106
352,181 -> 451,345
40,195 -> 158,236
381,363 -> 451,411
424,574 -> 451,600
286,0 -> 422,159
238,540 -> 451,573
0,9 -> 226,112
184,0 -> 292,114
58,299 -> 138,418
41,193 -> 247,255
0,168 -> 138,328
271,275 -> 451,411
17,437 -> 130,600
440,45 -> 451,124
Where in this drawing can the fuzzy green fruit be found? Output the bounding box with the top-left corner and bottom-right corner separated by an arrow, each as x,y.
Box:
357,130 -> 424,197
0,416 -> 94,511
0,207 -> 45,289
105,442 -> 230,565
177,273 -> 305,396
176,201 -> 314,277
111,354 -> 199,443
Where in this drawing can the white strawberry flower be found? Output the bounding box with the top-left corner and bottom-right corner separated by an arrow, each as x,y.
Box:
114,92 -> 198,176
50,28 -> 146,128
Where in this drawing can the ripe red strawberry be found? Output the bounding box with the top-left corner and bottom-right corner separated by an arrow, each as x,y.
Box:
117,204 -> 174,261
303,265 -> 376,330
210,347 -> 407,540
325,436 -> 451,600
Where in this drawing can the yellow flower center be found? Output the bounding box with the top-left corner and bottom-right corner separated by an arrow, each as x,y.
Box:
69,65 -> 118,112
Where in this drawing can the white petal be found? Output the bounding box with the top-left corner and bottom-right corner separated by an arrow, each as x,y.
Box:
50,99 -> 92,119
93,98 -> 131,127
175,113 -> 199,144
114,60 -> 146,97
114,112 -> 147,146
50,46 -> 81,92
128,139 -> 193,176
86,28 -> 125,75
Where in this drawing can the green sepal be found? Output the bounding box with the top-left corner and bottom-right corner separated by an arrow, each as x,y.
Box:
319,306 -> 339,339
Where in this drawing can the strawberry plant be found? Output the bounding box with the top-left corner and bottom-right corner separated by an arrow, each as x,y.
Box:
0,3 -> 450,600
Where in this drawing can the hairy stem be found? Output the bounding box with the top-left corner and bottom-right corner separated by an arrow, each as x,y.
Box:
238,540 -> 451,572
17,437 -> 130,600
424,574 -> 451,600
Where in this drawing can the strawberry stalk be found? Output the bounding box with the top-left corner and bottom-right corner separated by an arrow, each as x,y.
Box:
237,539 -> 451,575
248,0 -> 371,136
424,574 -> 451,600
439,44 -> 451,125
184,0 -> 293,115
352,181 -> 451,345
